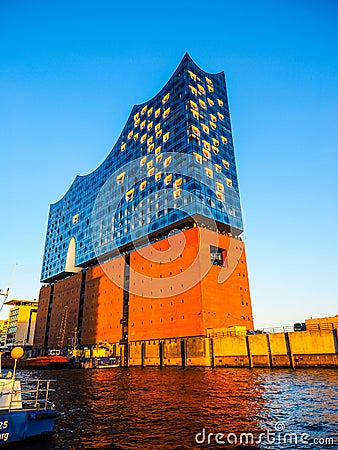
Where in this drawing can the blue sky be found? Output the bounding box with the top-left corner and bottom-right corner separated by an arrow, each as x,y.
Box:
0,0 -> 337,327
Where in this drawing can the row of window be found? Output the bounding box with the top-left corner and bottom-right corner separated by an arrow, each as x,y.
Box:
133,93 -> 170,122
188,84 -> 223,107
131,316 -> 186,326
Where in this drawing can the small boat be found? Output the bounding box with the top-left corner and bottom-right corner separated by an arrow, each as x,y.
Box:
0,347 -> 58,445
94,356 -> 120,369
82,356 -> 120,369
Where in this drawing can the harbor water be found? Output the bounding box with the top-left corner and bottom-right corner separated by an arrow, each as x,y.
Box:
13,367 -> 338,449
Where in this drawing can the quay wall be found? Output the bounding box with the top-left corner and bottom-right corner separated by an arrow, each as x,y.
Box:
127,330 -> 338,368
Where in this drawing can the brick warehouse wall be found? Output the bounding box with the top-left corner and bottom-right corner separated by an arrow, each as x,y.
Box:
128,227 -> 253,341
81,258 -> 124,345
34,226 -> 253,350
33,284 -> 52,348
198,228 -> 253,331
47,272 -> 82,348
128,227 -> 204,341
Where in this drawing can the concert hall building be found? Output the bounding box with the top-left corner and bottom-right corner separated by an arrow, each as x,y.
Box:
33,54 -> 254,364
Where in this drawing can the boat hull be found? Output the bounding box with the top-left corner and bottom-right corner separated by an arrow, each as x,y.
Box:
0,409 -> 57,444
1,356 -> 70,370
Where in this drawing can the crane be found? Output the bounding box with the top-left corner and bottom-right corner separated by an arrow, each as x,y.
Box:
0,264 -> 17,315
56,306 -> 68,350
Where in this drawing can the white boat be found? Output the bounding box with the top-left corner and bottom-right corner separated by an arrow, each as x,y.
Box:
0,347 -> 57,445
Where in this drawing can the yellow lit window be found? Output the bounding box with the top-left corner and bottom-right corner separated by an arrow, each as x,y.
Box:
134,118 -> 140,127
190,100 -> 198,110
155,171 -> 162,181
193,152 -> 203,164
212,138 -> 219,146
202,140 -> 210,150
72,214 -> 79,224
134,112 -> 140,121
156,154 -> 162,163
222,160 -> 230,169
155,123 -> 161,132
210,121 -> 216,130
199,99 -> 206,109
173,189 -> 181,199
217,112 -> 224,120
217,99 -> 224,107
216,191 -> 223,201
203,148 -> 211,159
207,98 -> 214,106
188,70 -> 197,80
215,164 -> 222,173
147,107 -> 153,117
164,156 -> 172,167
174,178 -> 182,188
117,172 -> 125,184
133,133 -> 139,141
202,124 -> 209,134
128,130 -> 133,139
141,105 -> 147,115
216,182 -> 224,192
140,180 -> 146,191
226,177 -> 233,187
163,107 -> 170,118
205,76 -> 213,85
155,145 -> 162,155
155,108 -> 161,118
140,120 -> 146,129
147,121 -> 153,131
140,156 -> 147,166
207,85 -> 214,93
165,174 -> 172,185
148,143 -> 154,152
147,136 -> 153,146
210,114 -> 217,122
205,168 -> 213,178
221,136 -> 228,144
148,167 -> 155,177
163,132 -> 170,143
121,142 -> 126,151
197,84 -> 206,94
191,125 -> 200,136
141,134 -> 147,143
191,109 -> 199,119
162,93 -> 170,104
189,85 -> 198,96
212,145 -> 219,154
156,129 -> 163,139
147,160 -> 153,169
126,188 -> 134,201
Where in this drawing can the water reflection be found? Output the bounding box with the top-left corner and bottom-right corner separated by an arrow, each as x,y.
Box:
14,368 -> 338,449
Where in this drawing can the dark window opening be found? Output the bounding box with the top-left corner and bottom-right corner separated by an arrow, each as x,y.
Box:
210,245 -> 226,266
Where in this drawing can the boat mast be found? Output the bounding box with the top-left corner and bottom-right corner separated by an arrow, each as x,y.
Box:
56,306 -> 68,351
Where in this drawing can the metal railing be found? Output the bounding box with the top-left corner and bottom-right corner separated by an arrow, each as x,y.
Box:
207,326 -> 295,338
207,330 -> 247,338
0,378 -> 55,412
255,326 -> 294,334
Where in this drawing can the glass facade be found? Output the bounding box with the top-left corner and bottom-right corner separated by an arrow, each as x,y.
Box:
41,54 -> 243,282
